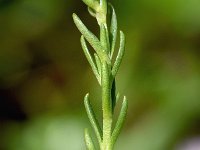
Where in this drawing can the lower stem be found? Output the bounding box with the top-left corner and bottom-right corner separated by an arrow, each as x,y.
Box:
101,62 -> 112,150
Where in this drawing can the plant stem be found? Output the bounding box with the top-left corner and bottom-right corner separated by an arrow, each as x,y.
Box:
100,14 -> 113,148
100,0 -> 107,15
98,2 -> 119,149
73,0 -> 128,149
102,62 -> 112,150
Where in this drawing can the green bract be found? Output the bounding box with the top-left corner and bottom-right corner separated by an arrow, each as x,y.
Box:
73,0 -> 127,150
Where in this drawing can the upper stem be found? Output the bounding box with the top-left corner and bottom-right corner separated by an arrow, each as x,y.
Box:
97,0 -> 107,25
100,0 -> 107,14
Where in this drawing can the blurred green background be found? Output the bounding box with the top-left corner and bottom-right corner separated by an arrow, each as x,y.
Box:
0,0 -> 200,150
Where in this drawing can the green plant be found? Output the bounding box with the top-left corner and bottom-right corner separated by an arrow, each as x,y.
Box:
72,0 -> 127,149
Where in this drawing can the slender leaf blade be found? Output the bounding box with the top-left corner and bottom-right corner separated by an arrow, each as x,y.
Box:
109,4 -> 118,58
111,96 -> 128,144
72,13 -> 110,64
81,36 -> 101,84
111,79 -> 116,113
84,94 -> 102,146
112,31 -> 125,77
85,128 -> 96,150
94,53 -> 102,77
100,24 -> 109,54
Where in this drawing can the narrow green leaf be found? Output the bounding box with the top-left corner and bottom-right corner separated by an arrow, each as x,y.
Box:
81,36 -> 101,84
109,4 -> 117,58
84,94 -> 102,146
100,24 -> 109,54
94,53 -> 102,77
111,96 -> 128,145
112,31 -> 125,77
72,13 -> 110,64
111,79 -> 116,113
84,128 -> 96,150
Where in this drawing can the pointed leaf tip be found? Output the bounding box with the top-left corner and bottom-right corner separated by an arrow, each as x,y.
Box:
84,93 -> 90,102
72,13 -> 77,20
72,13 -> 110,64
86,93 -> 89,97
123,96 -> 127,104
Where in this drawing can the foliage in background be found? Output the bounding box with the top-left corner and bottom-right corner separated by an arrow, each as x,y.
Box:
0,0 -> 200,150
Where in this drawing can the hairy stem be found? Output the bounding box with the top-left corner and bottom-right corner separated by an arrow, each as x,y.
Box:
100,15 -> 113,148
102,62 -> 112,150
